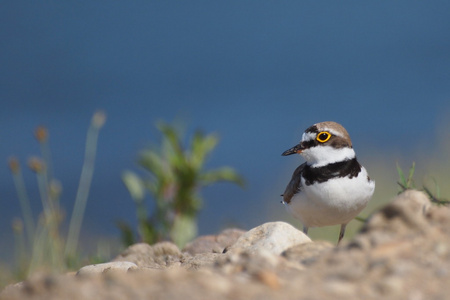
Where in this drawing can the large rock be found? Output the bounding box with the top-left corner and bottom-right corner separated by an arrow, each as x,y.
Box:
225,222 -> 311,255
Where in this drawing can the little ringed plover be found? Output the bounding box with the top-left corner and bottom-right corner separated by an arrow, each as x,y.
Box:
281,121 -> 375,244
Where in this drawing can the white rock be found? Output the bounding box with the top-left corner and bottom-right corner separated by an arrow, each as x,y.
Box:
77,261 -> 138,275
226,222 -> 311,255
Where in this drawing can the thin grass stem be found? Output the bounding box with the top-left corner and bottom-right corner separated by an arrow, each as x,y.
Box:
28,216 -> 47,276
65,111 -> 105,258
11,167 -> 35,247
12,219 -> 27,277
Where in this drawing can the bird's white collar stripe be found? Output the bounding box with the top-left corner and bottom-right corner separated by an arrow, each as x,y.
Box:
303,146 -> 356,167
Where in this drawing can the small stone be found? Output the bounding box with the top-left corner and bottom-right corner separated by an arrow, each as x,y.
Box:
181,253 -> 222,270
253,270 -> 281,290
182,235 -> 223,255
183,228 -> 245,255
226,222 -> 311,255
216,228 -> 246,248
324,280 -> 356,297
282,240 -> 334,265
113,242 -> 183,268
151,241 -> 183,257
77,262 -> 138,275
113,243 -> 152,265
376,276 -> 404,296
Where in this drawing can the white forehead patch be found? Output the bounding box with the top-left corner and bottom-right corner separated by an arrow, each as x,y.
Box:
301,132 -> 316,142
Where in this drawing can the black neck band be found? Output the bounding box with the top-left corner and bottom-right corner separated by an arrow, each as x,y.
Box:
302,158 -> 361,186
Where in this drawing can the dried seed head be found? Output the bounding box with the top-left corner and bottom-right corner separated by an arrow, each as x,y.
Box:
92,110 -> 107,129
8,156 -> 20,174
34,126 -> 49,143
28,157 -> 46,173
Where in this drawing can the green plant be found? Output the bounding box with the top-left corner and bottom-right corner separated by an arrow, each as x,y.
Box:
396,161 -> 416,192
7,111 -> 106,279
121,121 -> 245,248
396,162 -> 449,205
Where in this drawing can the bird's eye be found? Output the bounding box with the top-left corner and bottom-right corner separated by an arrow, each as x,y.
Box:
316,131 -> 331,143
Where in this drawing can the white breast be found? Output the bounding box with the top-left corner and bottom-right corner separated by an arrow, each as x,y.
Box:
285,167 -> 375,227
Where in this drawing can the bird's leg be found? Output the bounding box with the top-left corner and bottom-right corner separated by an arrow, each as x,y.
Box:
338,223 -> 347,244
303,226 -> 309,235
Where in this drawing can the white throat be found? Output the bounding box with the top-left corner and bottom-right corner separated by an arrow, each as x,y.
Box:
301,146 -> 355,167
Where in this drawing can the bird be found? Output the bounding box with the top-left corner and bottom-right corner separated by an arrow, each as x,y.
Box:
281,121 -> 375,244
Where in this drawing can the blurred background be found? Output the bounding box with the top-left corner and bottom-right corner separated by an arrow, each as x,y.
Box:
1,1 -> 450,265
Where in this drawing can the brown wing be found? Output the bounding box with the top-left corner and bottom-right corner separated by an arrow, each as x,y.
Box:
282,163 -> 306,204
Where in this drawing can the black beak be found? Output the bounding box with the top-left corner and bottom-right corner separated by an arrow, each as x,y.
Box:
281,143 -> 304,156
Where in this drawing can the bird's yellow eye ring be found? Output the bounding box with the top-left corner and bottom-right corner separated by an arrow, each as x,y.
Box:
316,131 -> 331,143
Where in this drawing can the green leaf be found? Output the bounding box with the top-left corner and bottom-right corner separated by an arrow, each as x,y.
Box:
122,170 -> 145,202
142,179 -> 158,195
139,219 -> 158,245
396,162 -> 406,190
190,131 -> 219,169
407,161 -> 416,188
158,125 -> 188,171
170,214 -> 197,249
139,150 -> 165,176
116,220 -> 136,247
200,167 -> 245,187
354,216 -> 367,223
158,122 -> 184,156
